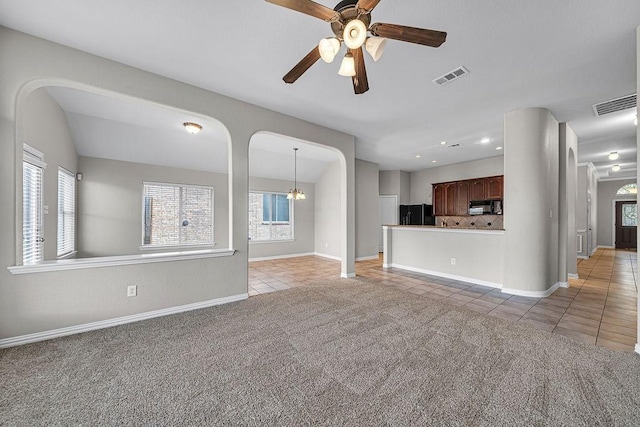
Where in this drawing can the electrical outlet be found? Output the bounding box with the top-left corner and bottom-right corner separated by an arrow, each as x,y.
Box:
127,285 -> 137,297
451,258 -> 456,265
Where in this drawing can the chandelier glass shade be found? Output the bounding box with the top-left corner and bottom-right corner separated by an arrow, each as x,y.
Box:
287,148 -> 305,200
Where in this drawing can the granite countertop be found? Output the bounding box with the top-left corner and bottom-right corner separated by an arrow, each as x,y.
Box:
384,225 -> 505,231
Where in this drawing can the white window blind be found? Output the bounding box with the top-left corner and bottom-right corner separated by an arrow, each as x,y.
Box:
248,191 -> 293,242
23,145 -> 45,265
142,182 -> 214,248
57,167 -> 76,257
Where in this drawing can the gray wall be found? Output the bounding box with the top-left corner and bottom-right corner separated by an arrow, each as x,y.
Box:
248,176 -> 315,259
0,27 -> 355,340
22,87 -> 78,260
355,159 -> 380,259
379,170 -> 410,204
559,123 -> 578,279
597,179 -> 637,247
409,156 -> 504,204
77,156 -> 229,257
315,160 -> 342,258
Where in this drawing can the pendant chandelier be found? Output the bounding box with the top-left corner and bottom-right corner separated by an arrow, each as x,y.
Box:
287,148 -> 305,200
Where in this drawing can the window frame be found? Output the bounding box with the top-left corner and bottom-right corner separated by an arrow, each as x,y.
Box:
140,181 -> 215,251
248,190 -> 295,243
57,166 -> 76,258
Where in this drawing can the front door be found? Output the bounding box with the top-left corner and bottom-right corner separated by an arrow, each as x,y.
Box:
615,201 -> 637,249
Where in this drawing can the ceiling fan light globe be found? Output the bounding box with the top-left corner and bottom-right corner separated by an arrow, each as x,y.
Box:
365,36 -> 387,61
343,19 -> 367,49
338,53 -> 356,76
319,38 -> 341,63
612,165 -> 621,172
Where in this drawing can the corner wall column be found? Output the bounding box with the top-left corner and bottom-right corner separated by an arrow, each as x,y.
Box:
503,108 -> 560,295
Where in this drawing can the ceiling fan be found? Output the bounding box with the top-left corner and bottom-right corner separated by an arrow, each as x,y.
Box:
265,0 -> 447,95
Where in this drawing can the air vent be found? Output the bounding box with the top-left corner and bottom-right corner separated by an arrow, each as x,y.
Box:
433,66 -> 469,86
592,93 -> 636,116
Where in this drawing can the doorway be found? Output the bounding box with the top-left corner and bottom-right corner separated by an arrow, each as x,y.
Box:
379,195 -> 398,252
615,200 -> 637,249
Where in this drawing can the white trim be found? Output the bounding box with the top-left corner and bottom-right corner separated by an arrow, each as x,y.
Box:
314,252 -> 342,261
388,263 -> 502,289
577,255 -> 589,260
568,273 -> 579,279
590,246 -> 598,256
248,239 -> 295,245
341,272 -> 356,278
635,343 -> 640,355
0,293 -> 248,348
140,243 -> 216,251
597,245 -> 615,249
388,226 -> 504,235
356,255 -> 379,261
502,281 -> 563,298
558,281 -> 569,288
248,252 -> 315,262
8,248 -> 235,275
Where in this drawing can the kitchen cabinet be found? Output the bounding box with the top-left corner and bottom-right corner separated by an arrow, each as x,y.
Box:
470,179 -> 485,201
433,184 -> 445,216
456,181 -> 470,216
485,176 -> 503,199
432,175 -> 503,216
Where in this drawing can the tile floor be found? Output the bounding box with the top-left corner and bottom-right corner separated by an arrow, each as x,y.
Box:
249,248 -> 638,351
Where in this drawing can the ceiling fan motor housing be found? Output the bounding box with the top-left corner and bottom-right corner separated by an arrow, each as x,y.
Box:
331,0 -> 371,39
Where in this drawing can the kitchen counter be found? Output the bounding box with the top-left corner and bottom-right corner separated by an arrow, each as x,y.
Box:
382,225 -> 504,288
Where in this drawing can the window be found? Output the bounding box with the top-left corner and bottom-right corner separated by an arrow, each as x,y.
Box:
248,191 -> 293,241
57,167 -> 76,257
622,203 -> 638,227
23,144 -> 46,265
616,183 -> 637,195
142,182 -> 214,248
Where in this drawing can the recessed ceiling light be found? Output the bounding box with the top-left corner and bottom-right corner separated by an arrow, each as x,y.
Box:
415,155 -> 421,158
183,122 -> 202,134
439,141 -> 447,145
612,164 -> 621,172
609,152 -> 619,160
496,146 -> 503,150
432,160 -> 438,163
480,137 -> 491,144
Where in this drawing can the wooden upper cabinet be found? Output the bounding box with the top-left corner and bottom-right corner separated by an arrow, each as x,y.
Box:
444,182 -> 457,215
433,184 -> 445,216
485,176 -> 503,199
470,179 -> 485,201
456,181 -> 470,216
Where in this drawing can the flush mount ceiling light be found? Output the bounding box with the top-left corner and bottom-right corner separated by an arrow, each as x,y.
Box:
183,122 -> 202,134
480,137 -> 491,144
267,0 -> 447,95
287,148 -> 306,201
439,141 -> 447,145
612,164 -> 621,172
609,151 -> 619,160
431,160 -> 438,163
415,154 -> 421,158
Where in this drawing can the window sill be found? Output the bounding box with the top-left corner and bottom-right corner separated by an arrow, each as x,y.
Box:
248,239 -> 295,245
7,248 -> 236,275
139,243 -> 216,251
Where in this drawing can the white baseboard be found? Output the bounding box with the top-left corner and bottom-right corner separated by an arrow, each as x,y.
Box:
635,343 -> 640,355
502,281 -> 563,298
558,281 -> 569,288
0,293 -> 248,349
591,247 -> 598,256
577,255 -> 589,260
341,272 -> 356,278
248,252 -> 315,262
388,263 -> 502,289
597,245 -> 614,249
568,273 -> 579,279
314,252 -> 342,261
356,255 -> 379,261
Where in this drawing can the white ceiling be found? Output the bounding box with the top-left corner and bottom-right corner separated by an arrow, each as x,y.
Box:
2,0 -> 639,179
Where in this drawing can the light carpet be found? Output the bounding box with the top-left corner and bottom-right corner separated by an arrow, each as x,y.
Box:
1,278 -> 640,426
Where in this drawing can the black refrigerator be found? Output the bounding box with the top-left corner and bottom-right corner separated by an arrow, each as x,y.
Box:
399,204 -> 435,225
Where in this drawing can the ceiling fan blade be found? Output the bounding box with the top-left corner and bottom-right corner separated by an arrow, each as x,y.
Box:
265,0 -> 340,22
350,47 -> 369,95
283,46 -> 322,84
370,22 -> 447,47
356,0 -> 382,12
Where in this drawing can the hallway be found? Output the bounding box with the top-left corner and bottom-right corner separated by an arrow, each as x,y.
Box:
249,248 -> 638,351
